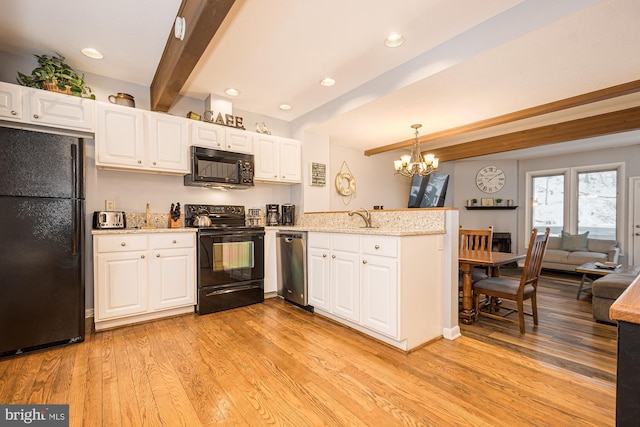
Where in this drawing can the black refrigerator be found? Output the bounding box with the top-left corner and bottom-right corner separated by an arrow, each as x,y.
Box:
0,126 -> 85,357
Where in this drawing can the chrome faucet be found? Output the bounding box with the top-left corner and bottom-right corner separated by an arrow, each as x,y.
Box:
348,208 -> 373,228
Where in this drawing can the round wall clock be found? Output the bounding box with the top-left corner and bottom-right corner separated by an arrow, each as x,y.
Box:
476,166 -> 505,193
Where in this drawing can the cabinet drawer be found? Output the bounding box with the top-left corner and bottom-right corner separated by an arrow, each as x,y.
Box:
331,234 -> 360,252
149,233 -> 195,249
361,236 -> 398,257
308,232 -> 331,249
96,235 -> 147,253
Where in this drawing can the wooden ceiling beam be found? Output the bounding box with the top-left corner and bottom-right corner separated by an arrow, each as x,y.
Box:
364,78 -> 640,157
429,106 -> 640,162
150,0 -> 235,112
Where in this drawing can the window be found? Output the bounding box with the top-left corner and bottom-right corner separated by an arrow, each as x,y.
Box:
577,170 -> 617,240
527,163 -> 622,242
532,174 -> 564,236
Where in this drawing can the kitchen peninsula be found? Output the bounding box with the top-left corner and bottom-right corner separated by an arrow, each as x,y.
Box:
273,208 -> 459,351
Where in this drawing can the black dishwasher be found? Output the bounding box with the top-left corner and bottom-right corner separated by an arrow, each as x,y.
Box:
276,231 -> 313,312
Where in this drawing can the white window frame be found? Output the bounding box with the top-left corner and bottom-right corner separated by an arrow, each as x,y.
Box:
525,163 -> 625,248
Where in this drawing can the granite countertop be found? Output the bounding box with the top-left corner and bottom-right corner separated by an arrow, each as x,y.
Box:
91,228 -> 198,235
265,225 -> 443,236
610,275 -> 640,324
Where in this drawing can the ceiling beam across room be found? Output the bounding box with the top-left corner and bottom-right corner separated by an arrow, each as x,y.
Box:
364,79 -> 640,157
150,0 -> 235,112
430,105 -> 640,162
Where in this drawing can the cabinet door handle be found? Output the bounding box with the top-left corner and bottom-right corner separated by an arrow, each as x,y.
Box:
332,255 -> 336,259
156,254 -> 160,258
153,161 -> 157,165
33,114 -> 39,119
121,242 -> 126,246
375,245 -> 380,249
141,255 -> 145,259
137,160 -> 142,164
362,260 -> 368,264
11,110 -> 17,115
172,240 -> 177,244
322,254 -> 327,258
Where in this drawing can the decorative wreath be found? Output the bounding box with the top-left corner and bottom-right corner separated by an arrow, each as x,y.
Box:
335,171 -> 356,196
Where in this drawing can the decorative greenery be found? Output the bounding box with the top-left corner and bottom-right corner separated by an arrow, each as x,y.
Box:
495,198 -> 503,205
17,53 -> 95,99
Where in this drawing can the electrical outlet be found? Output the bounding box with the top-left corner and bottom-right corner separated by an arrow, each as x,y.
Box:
105,200 -> 115,211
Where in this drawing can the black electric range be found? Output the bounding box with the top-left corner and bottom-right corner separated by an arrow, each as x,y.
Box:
185,204 -> 265,314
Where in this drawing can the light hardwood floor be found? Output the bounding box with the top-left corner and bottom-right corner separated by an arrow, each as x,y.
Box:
0,271 -> 616,426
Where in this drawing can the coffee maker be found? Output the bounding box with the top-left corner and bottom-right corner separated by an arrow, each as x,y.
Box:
281,204 -> 295,226
266,204 -> 279,226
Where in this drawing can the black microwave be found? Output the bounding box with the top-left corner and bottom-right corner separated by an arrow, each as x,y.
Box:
184,146 -> 254,189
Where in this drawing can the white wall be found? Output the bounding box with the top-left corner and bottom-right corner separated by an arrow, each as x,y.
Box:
329,145 -> 412,211
450,159 -> 519,249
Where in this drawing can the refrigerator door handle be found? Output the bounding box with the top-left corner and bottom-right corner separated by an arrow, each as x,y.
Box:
71,201 -> 83,256
71,143 -> 78,199
71,203 -> 77,255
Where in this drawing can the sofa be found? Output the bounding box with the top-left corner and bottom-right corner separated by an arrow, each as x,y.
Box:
541,233 -> 619,272
592,273 -> 637,323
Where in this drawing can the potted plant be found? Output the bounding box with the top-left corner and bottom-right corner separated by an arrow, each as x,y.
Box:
17,53 -> 95,99
471,198 -> 478,206
495,198 -> 503,206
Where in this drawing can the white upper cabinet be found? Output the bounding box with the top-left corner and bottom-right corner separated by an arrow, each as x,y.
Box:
96,104 -> 189,174
190,121 -> 226,149
96,102 -> 146,169
254,134 -> 279,180
147,111 -> 189,173
0,82 -> 93,131
26,89 -> 94,131
254,134 -> 302,184
0,82 -> 22,120
225,128 -> 253,153
279,138 -> 302,182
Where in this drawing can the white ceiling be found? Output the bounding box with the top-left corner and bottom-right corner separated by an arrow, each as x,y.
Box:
1,0 -> 639,157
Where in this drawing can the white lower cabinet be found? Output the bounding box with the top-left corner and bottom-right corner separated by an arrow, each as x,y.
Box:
361,254 -> 398,337
308,232 -> 441,351
329,234 -> 360,322
93,232 -> 196,330
307,237 -> 331,311
264,229 -> 278,295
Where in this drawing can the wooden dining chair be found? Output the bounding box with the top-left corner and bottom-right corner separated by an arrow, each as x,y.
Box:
459,225 -> 494,253
459,225 -> 494,283
472,227 -> 550,334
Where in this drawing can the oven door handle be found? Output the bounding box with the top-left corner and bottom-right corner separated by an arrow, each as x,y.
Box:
206,284 -> 260,297
199,230 -> 264,237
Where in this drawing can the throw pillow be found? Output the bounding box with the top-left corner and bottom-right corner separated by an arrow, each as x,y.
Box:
560,231 -> 589,252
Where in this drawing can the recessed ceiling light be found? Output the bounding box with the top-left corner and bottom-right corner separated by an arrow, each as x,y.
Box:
279,104 -> 292,111
81,48 -> 103,59
320,77 -> 336,87
385,33 -> 404,48
225,88 -> 240,96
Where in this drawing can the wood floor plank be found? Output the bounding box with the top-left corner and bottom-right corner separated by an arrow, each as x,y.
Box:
67,331 -> 91,427
112,327 -> 144,427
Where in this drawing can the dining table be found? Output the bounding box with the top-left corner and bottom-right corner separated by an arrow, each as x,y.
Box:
458,249 -> 526,324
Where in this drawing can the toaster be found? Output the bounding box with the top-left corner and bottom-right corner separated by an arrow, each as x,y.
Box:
93,211 -> 126,229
